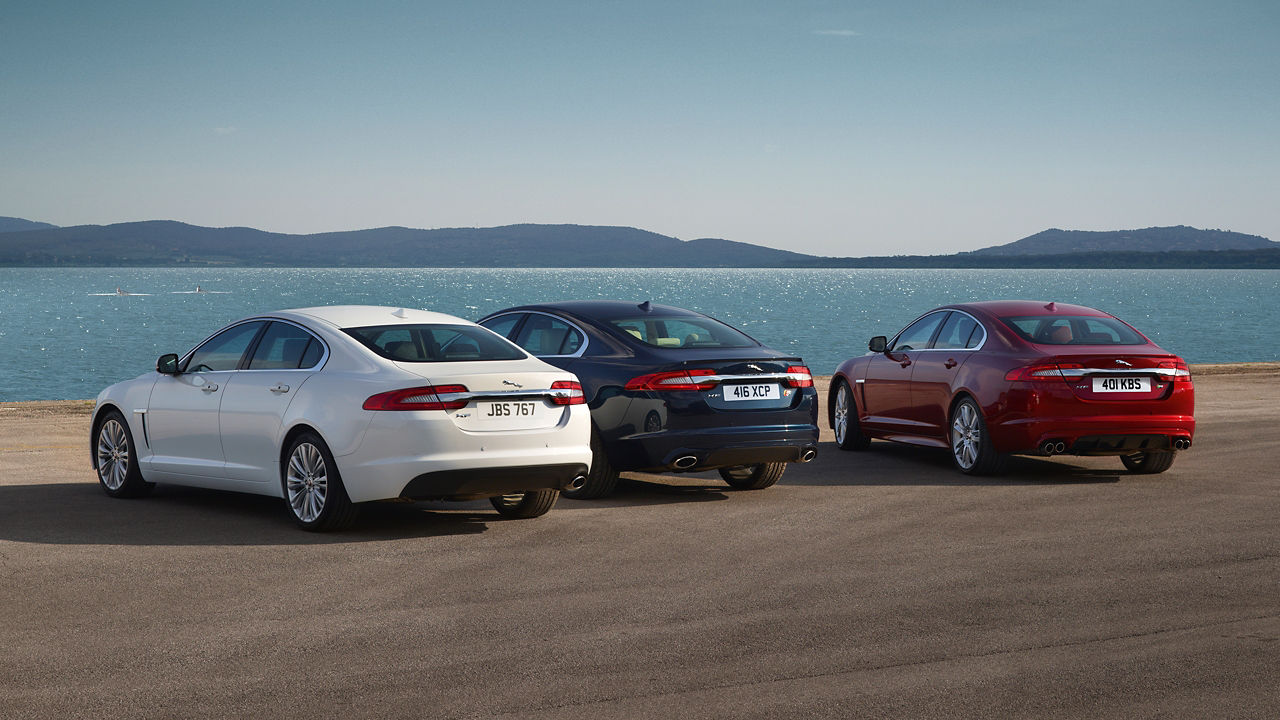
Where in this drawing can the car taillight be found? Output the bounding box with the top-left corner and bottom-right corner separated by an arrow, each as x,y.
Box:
549,380 -> 586,405
1159,360 -> 1193,384
784,365 -> 814,388
625,369 -> 718,392
1004,363 -> 1082,382
363,384 -> 469,411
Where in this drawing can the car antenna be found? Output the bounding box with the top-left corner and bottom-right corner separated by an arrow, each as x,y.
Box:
1044,301 -> 1056,311
392,308 -> 408,318
638,300 -> 652,312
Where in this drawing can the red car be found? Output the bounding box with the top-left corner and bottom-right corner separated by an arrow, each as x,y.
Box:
830,301 -> 1195,475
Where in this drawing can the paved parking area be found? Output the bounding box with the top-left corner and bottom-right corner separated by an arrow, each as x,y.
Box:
1,375 -> 1277,718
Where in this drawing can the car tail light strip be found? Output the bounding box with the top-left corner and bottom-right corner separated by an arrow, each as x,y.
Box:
549,380 -> 586,405
1158,361 -> 1193,383
625,366 -> 814,391
1005,363 -> 1192,382
363,384 -> 470,411
364,382 -> 587,410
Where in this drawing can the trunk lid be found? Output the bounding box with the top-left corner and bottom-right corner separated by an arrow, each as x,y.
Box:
1046,352 -> 1186,402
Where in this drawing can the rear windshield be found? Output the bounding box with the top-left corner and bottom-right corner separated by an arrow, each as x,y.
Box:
1001,316 -> 1146,345
608,315 -> 756,349
345,324 -> 526,362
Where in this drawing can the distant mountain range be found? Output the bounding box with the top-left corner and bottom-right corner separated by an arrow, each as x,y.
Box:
0,216 -> 57,233
966,226 -> 1275,255
0,217 -> 1275,268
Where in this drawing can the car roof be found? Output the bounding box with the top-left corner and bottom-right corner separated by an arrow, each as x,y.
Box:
488,300 -> 706,322
271,305 -> 473,329
947,300 -> 1114,318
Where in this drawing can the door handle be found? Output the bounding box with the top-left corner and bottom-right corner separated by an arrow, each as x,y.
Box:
945,358 -> 958,369
270,383 -> 290,394
899,358 -> 912,368
201,383 -> 219,393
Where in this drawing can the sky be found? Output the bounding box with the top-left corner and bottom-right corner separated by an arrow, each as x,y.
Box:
2,1 -> 1277,256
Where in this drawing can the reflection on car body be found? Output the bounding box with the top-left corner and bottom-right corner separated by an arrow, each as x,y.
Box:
90,305 -> 592,530
831,300 -> 1195,475
479,301 -> 820,498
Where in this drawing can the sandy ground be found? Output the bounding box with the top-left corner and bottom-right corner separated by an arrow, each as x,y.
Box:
1,368 -> 1277,718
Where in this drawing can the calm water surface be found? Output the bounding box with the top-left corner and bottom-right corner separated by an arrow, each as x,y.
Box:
0,267 -> 1275,401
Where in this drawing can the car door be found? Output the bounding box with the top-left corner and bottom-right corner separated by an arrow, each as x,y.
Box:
907,312 -> 985,439
218,321 -> 327,483
146,320 -> 267,478
860,311 -> 947,434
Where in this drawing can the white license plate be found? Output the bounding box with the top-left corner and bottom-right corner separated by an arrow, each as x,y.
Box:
478,400 -> 540,418
724,383 -> 781,401
1092,376 -> 1151,393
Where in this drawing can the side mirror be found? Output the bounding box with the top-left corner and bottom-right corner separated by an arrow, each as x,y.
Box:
868,336 -> 887,353
157,353 -> 180,374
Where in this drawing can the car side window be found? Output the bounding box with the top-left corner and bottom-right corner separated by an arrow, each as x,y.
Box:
891,312 -> 946,352
934,313 -> 979,350
185,321 -> 265,372
514,315 -> 584,356
479,313 -> 524,340
248,322 -> 323,370
964,322 -> 986,349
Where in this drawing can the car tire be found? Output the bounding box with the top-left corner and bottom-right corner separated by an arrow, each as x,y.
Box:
562,430 -> 620,500
832,379 -> 871,451
94,410 -> 155,498
718,461 -> 787,490
490,489 -> 559,518
283,432 -> 357,531
949,398 -> 1005,475
1120,450 -> 1176,474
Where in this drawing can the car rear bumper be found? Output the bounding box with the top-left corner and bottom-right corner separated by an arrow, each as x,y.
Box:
992,414 -> 1196,456
607,423 -> 820,473
400,463 -> 589,500
337,408 -> 592,502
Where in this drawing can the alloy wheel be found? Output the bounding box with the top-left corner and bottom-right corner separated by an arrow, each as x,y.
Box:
834,383 -> 849,445
951,402 -> 981,470
97,419 -> 130,491
287,442 -> 328,523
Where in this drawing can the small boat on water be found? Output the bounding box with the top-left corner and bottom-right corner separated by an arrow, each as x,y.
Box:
172,284 -> 229,294
89,287 -> 150,296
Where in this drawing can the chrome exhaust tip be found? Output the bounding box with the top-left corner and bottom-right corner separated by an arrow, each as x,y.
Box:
1173,438 -> 1191,450
1054,441 -> 1066,454
800,448 -> 817,463
672,455 -> 699,470
1042,441 -> 1057,456
567,475 -> 587,491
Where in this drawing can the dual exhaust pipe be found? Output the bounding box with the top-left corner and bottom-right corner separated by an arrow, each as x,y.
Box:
670,447 -> 818,471
1040,438 -> 1192,455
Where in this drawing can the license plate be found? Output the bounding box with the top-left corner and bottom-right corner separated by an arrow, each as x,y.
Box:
723,383 -> 781,401
1092,376 -> 1151,393
478,401 -> 539,418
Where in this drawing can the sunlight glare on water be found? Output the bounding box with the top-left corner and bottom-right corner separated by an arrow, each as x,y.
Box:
0,267 -> 1275,401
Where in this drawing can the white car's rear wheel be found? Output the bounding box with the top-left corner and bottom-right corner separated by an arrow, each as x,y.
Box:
284,433 -> 357,531
490,489 -> 559,518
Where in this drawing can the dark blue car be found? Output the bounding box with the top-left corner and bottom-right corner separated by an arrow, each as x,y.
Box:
478,301 -> 819,498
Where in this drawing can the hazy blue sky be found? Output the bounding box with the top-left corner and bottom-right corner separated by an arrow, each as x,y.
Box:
3,1 -> 1277,255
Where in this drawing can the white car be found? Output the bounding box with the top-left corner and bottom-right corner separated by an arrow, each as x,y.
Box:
90,306 -> 593,530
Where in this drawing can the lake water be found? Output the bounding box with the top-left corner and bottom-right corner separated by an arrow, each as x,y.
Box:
0,267 -> 1276,401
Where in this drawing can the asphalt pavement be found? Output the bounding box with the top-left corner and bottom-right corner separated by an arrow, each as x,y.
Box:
0,374 -> 1277,719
